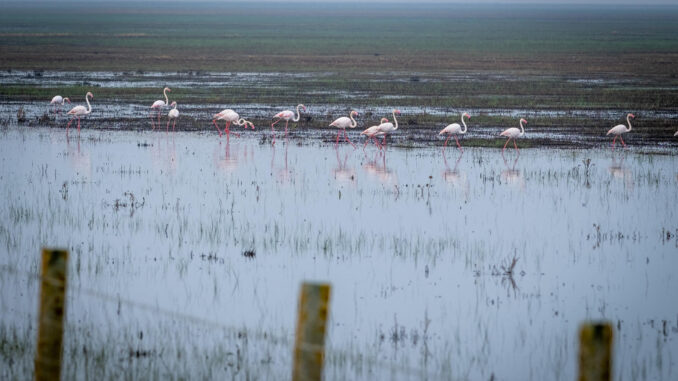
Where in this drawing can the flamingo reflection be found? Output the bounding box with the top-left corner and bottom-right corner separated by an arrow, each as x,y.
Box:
334,146 -> 356,184
272,141 -> 293,184
66,135 -> 91,175
442,150 -> 468,197
151,134 -> 177,174
608,153 -> 633,190
362,150 -> 397,185
501,151 -> 524,189
213,140 -> 238,173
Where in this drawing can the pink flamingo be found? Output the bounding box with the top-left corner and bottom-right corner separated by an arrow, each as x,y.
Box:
606,113 -> 635,149
66,92 -> 93,136
165,101 -> 179,132
375,109 -> 401,149
150,87 -> 171,130
329,110 -> 359,148
360,117 -> 389,149
500,118 -> 526,152
212,109 -> 254,140
271,104 -> 306,145
439,112 -> 470,151
50,95 -> 70,114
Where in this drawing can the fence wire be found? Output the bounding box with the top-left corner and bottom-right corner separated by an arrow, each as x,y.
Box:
0,262 -> 454,380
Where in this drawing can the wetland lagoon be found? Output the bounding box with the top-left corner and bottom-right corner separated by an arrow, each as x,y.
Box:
0,126 -> 676,380
2,2 -> 678,380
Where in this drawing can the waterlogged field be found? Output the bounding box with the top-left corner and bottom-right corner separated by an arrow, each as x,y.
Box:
1,126 -> 677,380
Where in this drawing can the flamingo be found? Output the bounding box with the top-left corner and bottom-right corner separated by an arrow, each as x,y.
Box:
439,112 -> 470,151
165,101 -> 179,132
500,118 -> 527,152
50,95 -> 70,114
66,91 -> 93,136
271,104 -> 306,145
329,110 -> 359,148
361,118 -> 389,150
375,109 -> 401,149
674,131 -> 678,137
150,87 -> 171,130
606,113 -> 635,149
212,109 -> 254,140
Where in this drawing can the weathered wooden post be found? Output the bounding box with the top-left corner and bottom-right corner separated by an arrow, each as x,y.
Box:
292,282 -> 331,381
578,322 -> 613,381
35,248 -> 68,381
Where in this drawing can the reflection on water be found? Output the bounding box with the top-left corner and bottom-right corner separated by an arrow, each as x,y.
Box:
362,150 -> 397,186
608,152 -> 634,191
1,128 -> 677,380
150,134 -> 177,174
442,149 -> 469,197
333,147 -> 356,185
65,136 -> 91,176
214,140 -> 239,173
272,142 -> 294,184
501,151 -> 524,190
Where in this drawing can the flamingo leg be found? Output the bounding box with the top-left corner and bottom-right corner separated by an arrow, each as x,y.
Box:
343,130 -> 356,149
335,130 -> 340,147
172,120 -> 176,132
151,111 -> 156,130
77,117 -> 81,134
513,139 -> 518,151
166,119 -> 170,133
285,120 -> 289,138
271,122 -> 277,146
66,116 -> 74,135
362,137 -> 369,149
620,136 -> 626,148
212,119 -> 223,137
455,136 -> 462,151
374,137 -> 383,149
611,136 -> 617,149
444,135 -> 451,147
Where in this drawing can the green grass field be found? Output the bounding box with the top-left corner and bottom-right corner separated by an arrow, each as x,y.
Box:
2,2 -> 678,73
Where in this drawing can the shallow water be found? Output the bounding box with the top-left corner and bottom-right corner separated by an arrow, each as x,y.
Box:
1,126 -> 677,380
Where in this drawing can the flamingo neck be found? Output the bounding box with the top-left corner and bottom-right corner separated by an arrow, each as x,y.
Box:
85,94 -> 92,114
293,105 -> 302,122
460,114 -> 468,134
392,110 -> 399,131
349,113 -> 357,128
163,88 -> 169,105
173,103 -> 178,110
519,120 -> 525,135
626,115 -> 632,132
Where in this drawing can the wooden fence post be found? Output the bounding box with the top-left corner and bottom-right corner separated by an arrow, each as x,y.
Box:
35,248 -> 68,381
578,322 -> 613,381
292,282 -> 331,381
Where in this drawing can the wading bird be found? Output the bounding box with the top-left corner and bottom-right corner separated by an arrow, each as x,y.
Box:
606,113 -> 635,149
212,109 -> 254,140
166,101 -> 179,132
500,118 -> 526,152
439,112 -> 470,151
150,87 -> 171,129
50,95 -> 70,114
66,92 -> 93,136
271,104 -> 306,145
361,118 -> 389,150
329,110 -> 359,148
375,109 -> 401,149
